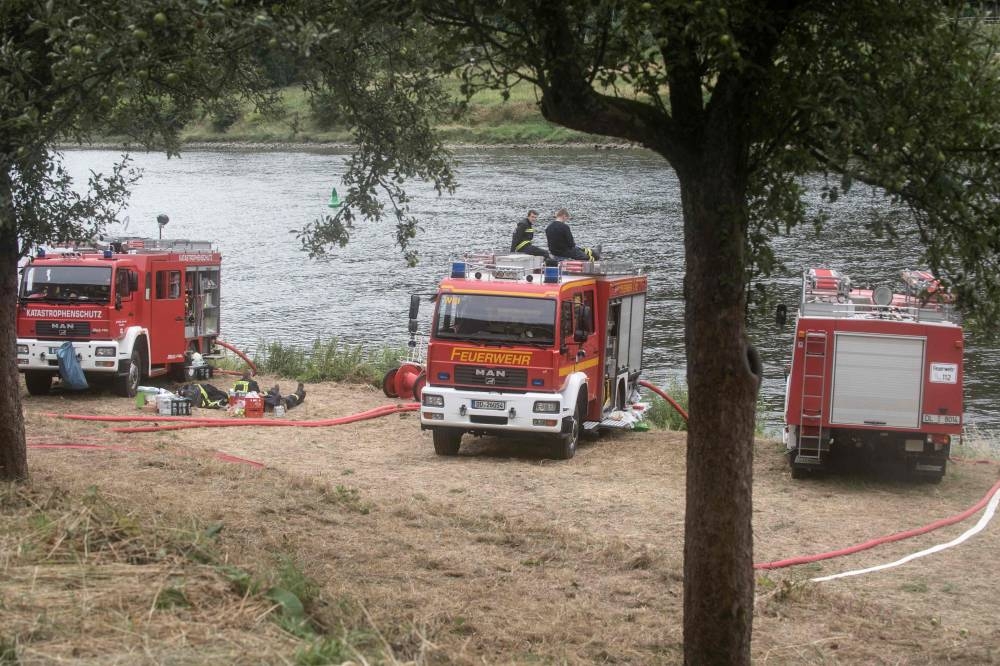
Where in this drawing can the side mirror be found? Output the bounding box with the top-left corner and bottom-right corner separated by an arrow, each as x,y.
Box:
408,294 -> 420,319
573,328 -> 589,344
115,293 -> 122,310
408,319 -> 418,333
128,271 -> 139,293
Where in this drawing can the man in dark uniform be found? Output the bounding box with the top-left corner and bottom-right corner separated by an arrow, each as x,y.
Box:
510,209 -> 551,259
545,208 -> 600,260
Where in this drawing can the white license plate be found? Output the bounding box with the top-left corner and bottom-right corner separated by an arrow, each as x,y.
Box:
472,399 -> 506,410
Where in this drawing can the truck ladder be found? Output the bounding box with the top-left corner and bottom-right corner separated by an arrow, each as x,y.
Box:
796,331 -> 828,465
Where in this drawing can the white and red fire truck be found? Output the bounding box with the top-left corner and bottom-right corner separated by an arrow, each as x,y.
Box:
413,253 -> 648,459
784,267 -> 963,481
16,238 -> 222,397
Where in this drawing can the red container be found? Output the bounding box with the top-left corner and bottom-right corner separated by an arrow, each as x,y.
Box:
243,394 -> 264,418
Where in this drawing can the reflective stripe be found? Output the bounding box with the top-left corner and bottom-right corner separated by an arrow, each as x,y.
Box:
515,240 -> 531,251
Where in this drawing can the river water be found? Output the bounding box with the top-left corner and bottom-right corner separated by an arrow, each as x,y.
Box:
60,148 -> 999,434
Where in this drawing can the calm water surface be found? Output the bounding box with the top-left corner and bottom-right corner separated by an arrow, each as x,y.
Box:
61,148 -> 1000,433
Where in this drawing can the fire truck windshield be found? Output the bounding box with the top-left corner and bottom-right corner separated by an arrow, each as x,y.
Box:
19,265 -> 112,303
434,293 -> 556,345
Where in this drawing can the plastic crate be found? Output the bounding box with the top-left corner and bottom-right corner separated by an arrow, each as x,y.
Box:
186,365 -> 211,380
170,398 -> 192,416
243,395 -> 263,418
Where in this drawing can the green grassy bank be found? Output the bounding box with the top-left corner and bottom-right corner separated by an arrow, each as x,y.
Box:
180,80 -> 627,146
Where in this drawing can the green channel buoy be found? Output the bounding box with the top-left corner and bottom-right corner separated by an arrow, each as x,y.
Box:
328,187 -> 342,208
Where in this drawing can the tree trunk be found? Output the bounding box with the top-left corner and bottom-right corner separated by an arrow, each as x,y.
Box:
0,230 -> 28,482
679,151 -> 757,663
0,174 -> 28,482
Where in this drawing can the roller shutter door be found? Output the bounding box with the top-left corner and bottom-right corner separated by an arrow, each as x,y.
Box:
830,333 -> 924,428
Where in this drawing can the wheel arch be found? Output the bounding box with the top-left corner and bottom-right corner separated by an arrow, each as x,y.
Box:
119,327 -> 151,374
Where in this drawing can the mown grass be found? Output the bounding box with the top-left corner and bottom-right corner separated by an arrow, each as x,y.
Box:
214,339 -> 405,386
0,481 -> 385,664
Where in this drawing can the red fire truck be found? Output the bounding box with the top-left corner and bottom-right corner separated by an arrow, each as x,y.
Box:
415,253 -> 648,459
16,238 -> 222,397
783,268 -> 963,481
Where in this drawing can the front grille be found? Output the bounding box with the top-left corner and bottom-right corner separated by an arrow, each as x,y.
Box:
36,321 -> 91,338
455,365 -> 528,388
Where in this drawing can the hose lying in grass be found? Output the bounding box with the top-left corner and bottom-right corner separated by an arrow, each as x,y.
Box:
44,403 -> 419,433
755,477 -> 1000,572
810,481 -> 1000,582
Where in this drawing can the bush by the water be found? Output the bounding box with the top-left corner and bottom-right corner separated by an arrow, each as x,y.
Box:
257,340 -> 403,385
217,340 -> 404,386
645,380 -> 690,431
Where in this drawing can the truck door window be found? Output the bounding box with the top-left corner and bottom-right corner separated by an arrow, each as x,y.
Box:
115,270 -> 133,301
561,299 -> 574,341
582,290 -> 595,333
155,271 -> 181,299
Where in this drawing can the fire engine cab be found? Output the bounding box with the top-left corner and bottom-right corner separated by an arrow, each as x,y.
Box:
16,238 -> 222,397
784,268 -> 963,481
416,253 -> 648,459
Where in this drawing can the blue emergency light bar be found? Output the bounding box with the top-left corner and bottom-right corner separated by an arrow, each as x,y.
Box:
543,266 -> 560,283
451,261 -> 466,278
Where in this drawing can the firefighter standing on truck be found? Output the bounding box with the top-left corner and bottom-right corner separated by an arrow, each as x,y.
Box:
510,210 -> 551,259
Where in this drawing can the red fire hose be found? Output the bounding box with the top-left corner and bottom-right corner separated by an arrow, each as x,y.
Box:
214,340 -> 259,376
639,379 -> 688,422
755,476 -> 1000,570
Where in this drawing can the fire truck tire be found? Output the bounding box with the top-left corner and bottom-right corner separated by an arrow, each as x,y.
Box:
382,368 -> 399,398
552,402 -> 581,460
412,372 -> 426,402
432,428 -> 462,456
114,350 -> 141,398
24,371 -> 53,396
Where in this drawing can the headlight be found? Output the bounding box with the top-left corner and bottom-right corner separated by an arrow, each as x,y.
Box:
95,346 -> 117,357
422,393 -> 444,407
533,400 -> 560,413
16,345 -> 28,355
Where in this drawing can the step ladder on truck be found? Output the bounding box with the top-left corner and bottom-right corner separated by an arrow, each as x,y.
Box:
783,268 -> 963,481
396,252 -> 651,459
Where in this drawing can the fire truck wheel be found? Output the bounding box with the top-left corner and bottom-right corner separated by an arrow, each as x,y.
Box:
552,402 -> 581,460
432,428 -> 462,456
114,350 -> 141,398
24,371 -> 52,396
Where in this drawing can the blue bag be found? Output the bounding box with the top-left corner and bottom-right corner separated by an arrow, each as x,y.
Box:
57,341 -> 89,390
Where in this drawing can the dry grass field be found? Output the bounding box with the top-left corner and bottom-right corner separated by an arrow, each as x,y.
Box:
3,376 -> 999,664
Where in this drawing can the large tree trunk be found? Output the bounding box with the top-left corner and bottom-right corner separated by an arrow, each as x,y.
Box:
0,175 -> 28,482
678,148 -> 757,662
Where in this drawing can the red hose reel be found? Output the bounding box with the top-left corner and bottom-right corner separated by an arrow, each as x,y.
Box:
382,362 -> 426,401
